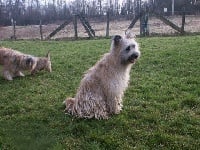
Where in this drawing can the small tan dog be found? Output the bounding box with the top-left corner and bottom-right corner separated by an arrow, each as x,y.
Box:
0,47 -> 52,80
64,32 -> 140,119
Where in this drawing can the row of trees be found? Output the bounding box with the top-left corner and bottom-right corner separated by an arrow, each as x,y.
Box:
0,0 -> 200,26
153,0 -> 200,14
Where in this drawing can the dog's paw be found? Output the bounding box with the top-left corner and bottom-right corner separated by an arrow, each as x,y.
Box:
17,71 -> 25,77
5,77 -> 13,81
3,71 -> 13,81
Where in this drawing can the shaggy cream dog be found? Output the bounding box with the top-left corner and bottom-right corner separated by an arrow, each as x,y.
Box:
0,47 -> 52,80
64,32 -> 140,119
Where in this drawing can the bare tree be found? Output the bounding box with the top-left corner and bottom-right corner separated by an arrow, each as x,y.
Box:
0,0 -> 199,26
98,0 -> 102,15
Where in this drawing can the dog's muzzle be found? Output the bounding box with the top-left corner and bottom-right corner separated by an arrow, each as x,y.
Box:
128,53 -> 139,63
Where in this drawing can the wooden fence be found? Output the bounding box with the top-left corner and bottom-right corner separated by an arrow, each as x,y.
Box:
4,13 -> 200,40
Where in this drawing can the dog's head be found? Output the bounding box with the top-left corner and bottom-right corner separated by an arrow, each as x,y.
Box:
31,51 -> 52,74
111,30 -> 140,65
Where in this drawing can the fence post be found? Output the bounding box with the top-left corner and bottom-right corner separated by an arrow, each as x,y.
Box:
139,0 -> 142,36
40,20 -> 43,40
106,11 -> 110,37
181,7 -> 185,34
73,14 -> 78,39
11,19 -> 16,40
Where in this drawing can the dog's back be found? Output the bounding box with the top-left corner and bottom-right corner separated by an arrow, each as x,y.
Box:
0,47 -> 24,64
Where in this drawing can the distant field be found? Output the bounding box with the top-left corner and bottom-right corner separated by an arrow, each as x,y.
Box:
0,15 -> 200,40
0,35 -> 200,149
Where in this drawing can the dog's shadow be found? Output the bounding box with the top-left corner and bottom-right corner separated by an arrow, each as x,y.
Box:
0,71 -> 49,84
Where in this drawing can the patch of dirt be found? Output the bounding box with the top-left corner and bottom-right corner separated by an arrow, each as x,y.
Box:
0,15 -> 200,40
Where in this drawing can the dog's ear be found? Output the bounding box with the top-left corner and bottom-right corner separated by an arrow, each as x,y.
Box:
26,57 -> 33,66
125,29 -> 135,39
26,57 -> 36,69
46,51 -> 50,60
113,35 -> 122,46
30,59 -> 37,73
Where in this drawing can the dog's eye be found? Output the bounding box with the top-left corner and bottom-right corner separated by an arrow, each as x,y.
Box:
131,44 -> 135,48
125,46 -> 131,52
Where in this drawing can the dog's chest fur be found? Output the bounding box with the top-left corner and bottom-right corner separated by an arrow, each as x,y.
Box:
108,66 -> 131,96
89,53 -> 132,96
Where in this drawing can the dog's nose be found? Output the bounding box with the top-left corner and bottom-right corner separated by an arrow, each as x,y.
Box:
132,53 -> 139,59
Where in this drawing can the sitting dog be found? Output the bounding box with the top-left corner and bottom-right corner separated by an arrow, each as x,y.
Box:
0,47 -> 52,80
63,32 -> 141,119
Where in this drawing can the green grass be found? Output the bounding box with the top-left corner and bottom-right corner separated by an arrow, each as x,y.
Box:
0,36 -> 200,150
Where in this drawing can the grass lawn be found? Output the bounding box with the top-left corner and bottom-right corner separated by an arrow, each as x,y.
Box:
0,36 -> 200,149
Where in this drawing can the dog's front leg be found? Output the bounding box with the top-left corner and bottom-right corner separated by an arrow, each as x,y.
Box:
3,69 -> 13,80
106,96 -> 122,115
15,71 -> 25,77
115,96 -> 123,114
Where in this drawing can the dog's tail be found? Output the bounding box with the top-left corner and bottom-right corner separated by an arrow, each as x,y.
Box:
46,51 -> 50,60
